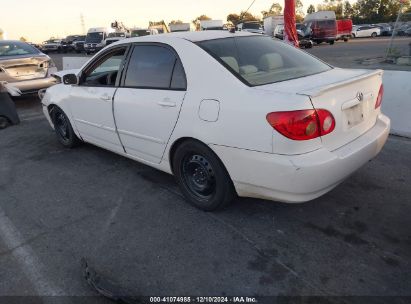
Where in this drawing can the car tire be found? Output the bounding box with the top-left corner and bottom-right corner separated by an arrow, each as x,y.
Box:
172,140 -> 236,211
329,40 -> 335,45
51,106 -> 81,148
351,33 -> 356,38
371,32 -> 377,38
0,116 -> 10,129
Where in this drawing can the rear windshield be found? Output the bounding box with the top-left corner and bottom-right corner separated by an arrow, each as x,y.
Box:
0,41 -> 39,57
197,36 -> 331,86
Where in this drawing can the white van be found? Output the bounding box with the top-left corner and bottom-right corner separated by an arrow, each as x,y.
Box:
84,27 -> 114,54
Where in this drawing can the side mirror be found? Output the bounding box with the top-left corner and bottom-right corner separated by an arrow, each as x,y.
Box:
63,74 -> 78,85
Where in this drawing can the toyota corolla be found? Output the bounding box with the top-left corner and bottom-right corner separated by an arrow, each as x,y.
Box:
41,31 -> 390,211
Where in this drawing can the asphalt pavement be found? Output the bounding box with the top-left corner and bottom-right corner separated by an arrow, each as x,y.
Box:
0,94 -> 410,303
1,36 -> 411,303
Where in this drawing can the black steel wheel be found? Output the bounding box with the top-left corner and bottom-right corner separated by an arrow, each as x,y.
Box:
51,107 -> 80,148
182,153 -> 216,200
173,140 -> 236,211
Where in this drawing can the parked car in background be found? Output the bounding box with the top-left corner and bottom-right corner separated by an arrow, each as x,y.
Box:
236,21 -> 264,34
304,11 -> 337,45
73,36 -> 86,53
61,35 -> 82,53
130,28 -> 159,37
104,32 -> 128,46
0,40 -> 57,94
274,24 -> 313,48
374,23 -> 392,36
397,24 -> 411,36
351,25 -> 381,38
336,19 -> 352,41
41,39 -> 63,53
41,31 -> 389,211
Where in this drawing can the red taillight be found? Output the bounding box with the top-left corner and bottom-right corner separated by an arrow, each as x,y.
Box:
266,109 -> 335,141
375,84 -> 384,109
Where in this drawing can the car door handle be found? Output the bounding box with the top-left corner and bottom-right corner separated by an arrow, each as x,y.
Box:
100,94 -> 112,101
157,99 -> 176,107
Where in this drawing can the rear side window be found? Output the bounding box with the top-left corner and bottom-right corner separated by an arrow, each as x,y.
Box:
198,36 -> 331,87
124,45 -> 185,90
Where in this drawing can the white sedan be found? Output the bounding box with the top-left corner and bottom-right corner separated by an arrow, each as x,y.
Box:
351,25 -> 381,38
41,31 -> 390,211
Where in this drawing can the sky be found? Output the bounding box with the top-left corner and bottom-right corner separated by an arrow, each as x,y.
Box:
1,0 -> 325,42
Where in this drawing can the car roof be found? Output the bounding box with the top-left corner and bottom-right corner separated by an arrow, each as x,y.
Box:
121,30 -> 258,43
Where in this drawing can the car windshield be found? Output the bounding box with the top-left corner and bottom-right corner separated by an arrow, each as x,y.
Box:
0,41 -> 39,57
198,35 -> 331,86
86,32 -> 104,43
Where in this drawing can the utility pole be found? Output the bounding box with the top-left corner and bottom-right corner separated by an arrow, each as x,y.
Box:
385,2 -> 404,61
80,14 -> 86,35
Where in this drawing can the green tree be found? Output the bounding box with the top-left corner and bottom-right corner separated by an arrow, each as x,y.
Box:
296,0 -> 305,21
192,15 -> 212,30
343,1 -> 355,18
307,4 -> 316,14
317,0 -> 344,19
227,13 -> 241,25
262,2 -> 283,17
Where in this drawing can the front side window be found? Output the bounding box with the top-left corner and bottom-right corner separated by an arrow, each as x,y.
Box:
124,45 -> 186,90
0,41 -> 39,57
81,48 -> 126,86
198,36 -> 331,86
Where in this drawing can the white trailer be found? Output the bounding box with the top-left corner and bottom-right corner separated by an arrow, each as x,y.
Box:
263,15 -> 284,37
169,23 -> 192,32
304,11 -> 336,22
200,20 -> 224,31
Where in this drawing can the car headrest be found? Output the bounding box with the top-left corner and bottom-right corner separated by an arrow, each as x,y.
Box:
221,56 -> 239,73
240,65 -> 258,75
258,53 -> 284,71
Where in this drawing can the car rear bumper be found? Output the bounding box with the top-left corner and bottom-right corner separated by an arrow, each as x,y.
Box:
211,114 -> 390,203
11,76 -> 57,94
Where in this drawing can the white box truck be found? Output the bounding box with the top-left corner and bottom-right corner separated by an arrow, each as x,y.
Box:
200,20 -> 224,31
169,23 -> 192,32
263,15 -> 284,37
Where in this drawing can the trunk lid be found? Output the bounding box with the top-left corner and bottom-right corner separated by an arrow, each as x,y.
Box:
255,68 -> 383,151
0,55 -> 49,81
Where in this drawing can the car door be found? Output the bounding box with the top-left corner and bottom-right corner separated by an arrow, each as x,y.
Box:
114,43 -> 187,164
67,46 -> 128,153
